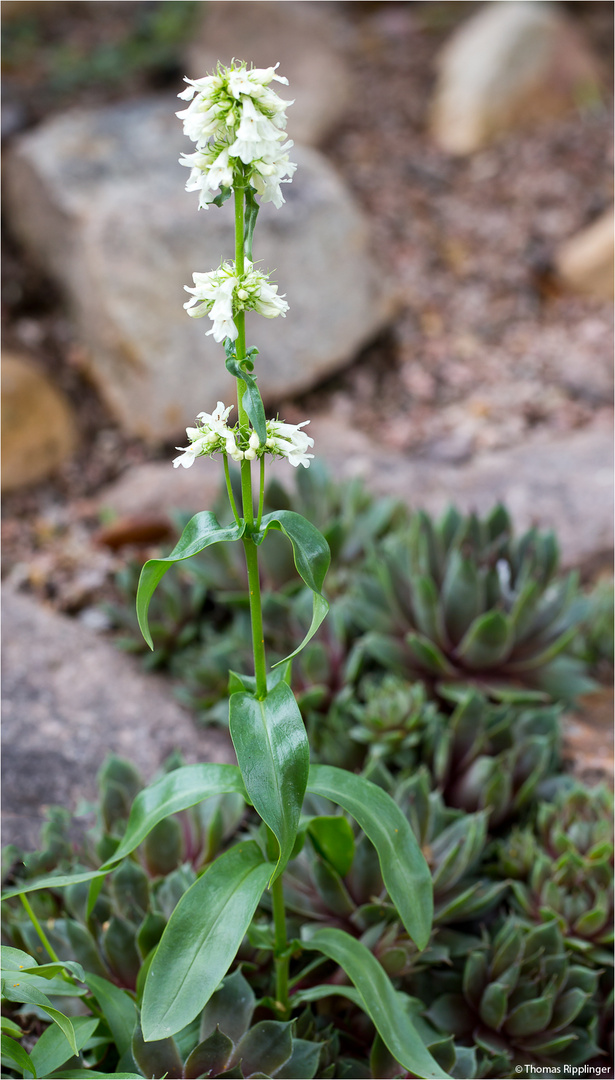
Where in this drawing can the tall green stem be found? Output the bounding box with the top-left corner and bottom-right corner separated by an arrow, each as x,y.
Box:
20,893 -> 59,963
233,182 -> 289,1012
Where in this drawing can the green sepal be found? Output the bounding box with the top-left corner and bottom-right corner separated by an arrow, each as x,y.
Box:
254,511 -> 330,664
136,513 -> 246,649
229,682 -> 309,884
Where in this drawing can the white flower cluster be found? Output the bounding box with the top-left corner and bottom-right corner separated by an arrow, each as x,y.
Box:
177,61 -> 296,209
183,259 -> 288,342
173,403 -> 314,470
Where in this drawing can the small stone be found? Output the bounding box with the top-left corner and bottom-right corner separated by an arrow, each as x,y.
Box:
555,208 -> 614,300
430,1 -> 603,155
184,2 -> 353,147
4,99 -> 393,441
1,352 -> 76,493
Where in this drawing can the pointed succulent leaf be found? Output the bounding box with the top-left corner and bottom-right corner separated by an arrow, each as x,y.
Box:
306,928 -> 450,1079
455,611 -> 514,669
275,1038 -> 321,1079
462,950 -> 489,1010
478,982 -> 508,1031
425,993 -> 475,1038
230,682 -> 308,884
230,1021 -> 294,1078
132,1016 -> 183,1079
142,842 -> 270,1040
136,513 -> 246,649
184,1028 -> 234,1079
307,765 -> 433,949
411,576 -> 441,640
504,994 -> 554,1037
549,987 -> 591,1032
200,969 -> 256,1046
441,551 -> 483,646
407,633 -> 457,676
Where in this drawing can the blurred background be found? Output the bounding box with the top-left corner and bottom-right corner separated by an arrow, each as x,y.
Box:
1,2 -> 613,841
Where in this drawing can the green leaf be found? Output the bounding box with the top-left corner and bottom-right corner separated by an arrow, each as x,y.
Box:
136,513 -> 246,649
228,662 -> 291,696
199,968 -> 256,1044
1,868 -> 106,903
305,929 -> 449,1079
441,551 -> 482,646
275,1038 -> 321,1079
84,973 -> 137,1057
407,633 -> 457,676
1,978 -> 78,1056
100,763 -> 247,868
308,816 -> 355,878
254,511 -> 330,664
132,1015 -> 183,1079
185,1030 -> 234,1079
30,1016 -> 98,1079
1,1034 -> 37,1078
455,611 -> 514,669
229,683 -> 308,883
306,764 -> 433,949
231,1021 -> 293,1077
141,841 -> 270,1041
212,185 -> 232,208
225,348 -> 266,444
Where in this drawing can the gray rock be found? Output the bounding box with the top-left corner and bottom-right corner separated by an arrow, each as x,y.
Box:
430,1 -> 602,155
184,1 -> 353,147
308,416 -> 614,572
4,98 -> 392,441
1,590 -> 234,851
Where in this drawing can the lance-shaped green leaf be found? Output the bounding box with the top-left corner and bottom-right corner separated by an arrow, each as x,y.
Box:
84,974 -> 137,1058
1,1034 -> 36,1078
1,977 -> 78,1056
30,1016 -> 99,1080
254,510 -> 330,664
307,764 -> 433,949
136,513 -> 246,649
101,763 -> 247,868
141,841 -> 270,1041
229,682 -> 308,883
305,929 -> 450,1080
225,343 -> 266,444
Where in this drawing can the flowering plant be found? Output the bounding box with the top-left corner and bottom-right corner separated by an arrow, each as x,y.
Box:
1,62 -> 447,1080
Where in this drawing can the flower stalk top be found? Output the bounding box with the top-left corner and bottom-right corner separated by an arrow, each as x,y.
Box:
177,61 -> 296,209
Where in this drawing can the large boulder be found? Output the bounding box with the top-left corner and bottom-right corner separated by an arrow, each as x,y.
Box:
4,97 -> 392,441
184,1 -> 352,147
430,1 -> 602,155
1,589 -> 233,851
2,351 -> 76,492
